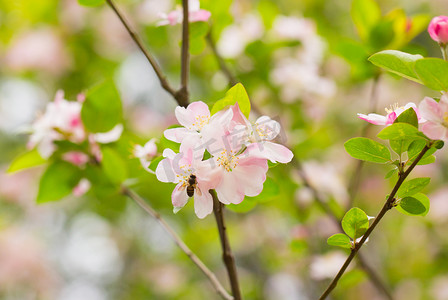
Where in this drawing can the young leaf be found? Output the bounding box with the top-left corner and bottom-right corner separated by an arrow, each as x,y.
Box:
341,207 -> 369,240
396,193 -> 430,216
385,168 -> 398,179
211,83 -> 251,118
81,80 -> 123,133
389,139 -> 412,156
433,140 -> 444,149
344,137 -> 391,163
394,107 -> 418,128
368,50 -> 423,83
101,147 -> 128,183
377,123 -> 427,141
414,58 -> 448,92
8,149 -> 47,173
78,0 -> 104,6
396,177 -> 430,198
327,234 -> 352,249
37,161 -> 82,203
407,140 -> 437,165
351,0 -> 381,41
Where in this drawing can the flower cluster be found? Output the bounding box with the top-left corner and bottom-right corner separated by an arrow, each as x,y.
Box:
27,90 -> 124,196
157,0 -> 211,26
358,94 -> 448,141
154,101 -> 293,218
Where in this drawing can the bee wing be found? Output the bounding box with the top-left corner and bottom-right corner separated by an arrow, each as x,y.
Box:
195,186 -> 202,196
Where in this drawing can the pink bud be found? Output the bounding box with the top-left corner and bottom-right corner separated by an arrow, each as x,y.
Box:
428,16 -> 448,44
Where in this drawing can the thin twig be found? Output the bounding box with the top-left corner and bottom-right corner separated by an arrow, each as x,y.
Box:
319,145 -> 431,300
347,74 -> 381,207
105,0 -> 189,107
178,0 -> 190,105
205,37 -> 393,298
211,190 -> 242,300
122,187 -> 233,300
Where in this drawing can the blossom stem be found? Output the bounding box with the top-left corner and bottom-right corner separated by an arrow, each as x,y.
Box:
440,43 -> 448,61
178,0 -> 190,105
318,145 -> 431,300
122,187 -> 233,300
105,0 -> 189,107
211,190 -> 242,300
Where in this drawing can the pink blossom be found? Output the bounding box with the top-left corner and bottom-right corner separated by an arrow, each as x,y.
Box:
28,90 -> 85,158
229,104 -> 293,163
358,102 -> 424,126
428,16 -> 448,44
418,95 -> 448,141
62,151 -> 90,166
156,147 -> 217,218
157,0 -> 210,26
164,101 -> 233,154
134,138 -> 158,168
73,178 -> 91,197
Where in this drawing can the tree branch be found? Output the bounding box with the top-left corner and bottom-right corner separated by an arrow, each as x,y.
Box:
105,0 -> 189,107
206,30 -> 238,86
319,145 -> 431,300
211,190 -> 242,300
176,0 -> 190,106
122,187 -> 233,300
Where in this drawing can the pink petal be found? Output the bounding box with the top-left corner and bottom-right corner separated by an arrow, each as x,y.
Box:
421,122 -> 448,140
385,112 -> 397,125
188,101 -> 210,118
94,124 -> 123,144
155,157 -> 176,183
172,183 -> 189,207
215,173 -> 245,205
193,188 -> 213,219
164,127 -> 192,143
246,142 -> 293,163
255,116 -> 281,140
62,151 -> 90,166
233,163 -> 267,197
73,179 -> 91,197
357,113 -> 387,125
419,97 -> 443,123
175,106 -> 196,128
189,10 -> 211,22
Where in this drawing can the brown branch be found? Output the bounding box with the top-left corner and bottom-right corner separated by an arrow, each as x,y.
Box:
177,0 -> 190,106
105,0 -> 189,107
319,145 -> 431,300
211,190 -> 242,300
122,187 -> 233,300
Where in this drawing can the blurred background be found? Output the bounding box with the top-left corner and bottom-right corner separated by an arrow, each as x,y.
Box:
1,0 -> 448,299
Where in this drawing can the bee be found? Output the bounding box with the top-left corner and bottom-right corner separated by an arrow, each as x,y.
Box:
186,174 -> 201,197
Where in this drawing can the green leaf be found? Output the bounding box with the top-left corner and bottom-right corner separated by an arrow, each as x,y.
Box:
417,155 -> 436,165
37,162 -> 82,203
8,149 -> 47,173
396,177 -> 430,198
394,107 -> 418,128
211,83 -> 251,118
368,19 -> 395,50
389,139 -> 412,156
81,80 -> 123,133
351,0 -> 381,41
414,58 -> 448,91
377,123 -> 427,141
327,233 -> 352,249
433,140 -> 444,149
344,137 -> 391,163
190,22 -> 209,39
396,193 -> 430,216
101,147 -> 128,183
407,140 -> 437,165
341,207 -> 369,240
385,168 -> 398,179
78,0 -> 104,6
368,50 -> 423,83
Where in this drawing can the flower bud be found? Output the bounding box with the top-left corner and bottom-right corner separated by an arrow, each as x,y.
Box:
428,16 -> 448,44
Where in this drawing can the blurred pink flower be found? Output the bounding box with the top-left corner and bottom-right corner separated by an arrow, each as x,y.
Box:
134,138 -> 158,168
62,151 -> 90,166
156,147 -> 218,218
157,0 -> 210,26
310,251 -> 349,280
28,90 -> 85,158
419,95 -> 448,141
358,102 -> 423,126
73,178 -> 91,197
5,28 -> 71,75
92,124 -> 123,144
428,16 -> 448,44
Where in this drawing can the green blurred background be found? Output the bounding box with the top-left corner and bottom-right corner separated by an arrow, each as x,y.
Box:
1,0 -> 448,299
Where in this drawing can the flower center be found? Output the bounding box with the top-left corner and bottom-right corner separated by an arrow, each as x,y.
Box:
385,103 -> 402,114
443,112 -> 448,127
216,149 -> 239,172
175,164 -> 193,183
191,115 -> 210,131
